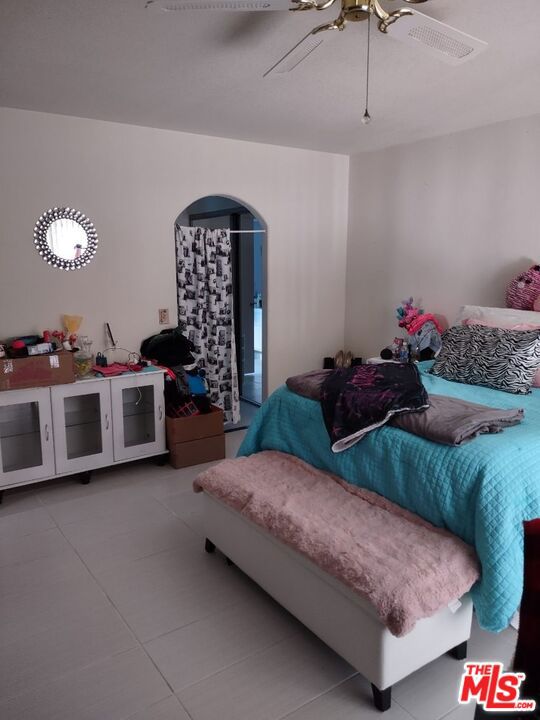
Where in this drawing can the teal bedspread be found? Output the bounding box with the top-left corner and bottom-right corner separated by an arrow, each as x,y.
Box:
238,362 -> 540,632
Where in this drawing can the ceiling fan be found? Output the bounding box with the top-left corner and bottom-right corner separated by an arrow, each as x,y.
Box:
145,0 -> 488,77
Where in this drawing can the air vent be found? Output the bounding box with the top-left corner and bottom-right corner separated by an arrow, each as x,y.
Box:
145,0 -> 290,10
386,10 -> 487,66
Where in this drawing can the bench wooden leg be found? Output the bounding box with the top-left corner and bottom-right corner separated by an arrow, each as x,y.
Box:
448,641 -> 468,661
205,538 -> 216,554
371,684 -> 392,712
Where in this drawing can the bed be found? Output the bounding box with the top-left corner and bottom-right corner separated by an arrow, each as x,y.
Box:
238,361 -> 540,633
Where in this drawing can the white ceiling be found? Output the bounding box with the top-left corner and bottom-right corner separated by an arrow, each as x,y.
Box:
1,0 -> 540,154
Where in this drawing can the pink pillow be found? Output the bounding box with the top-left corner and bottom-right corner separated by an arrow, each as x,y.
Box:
464,318 -> 540,387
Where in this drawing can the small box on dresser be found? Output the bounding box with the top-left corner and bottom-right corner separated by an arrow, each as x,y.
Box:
166,406 -> 225,469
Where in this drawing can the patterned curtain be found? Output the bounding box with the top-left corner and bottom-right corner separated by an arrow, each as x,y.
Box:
175,225 -> 240,424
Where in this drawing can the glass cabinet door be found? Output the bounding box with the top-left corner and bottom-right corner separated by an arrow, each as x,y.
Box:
111,373 -> 166,462
122,384 -> 156,448
51,381 -> 113,474
63,392 -> 103,460
0,387 -> 55,487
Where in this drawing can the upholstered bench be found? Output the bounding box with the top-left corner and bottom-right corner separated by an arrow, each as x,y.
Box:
194,451 -> 479,712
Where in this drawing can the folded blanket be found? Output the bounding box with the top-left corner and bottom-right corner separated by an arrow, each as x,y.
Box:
320,363 -> 429,452
286,368 -> 330,400
286,368 -> 524,446
194,451 -> 480,637
392,394 -> 524,446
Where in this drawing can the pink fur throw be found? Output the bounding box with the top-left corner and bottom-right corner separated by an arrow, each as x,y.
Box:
194,451 -> 480,637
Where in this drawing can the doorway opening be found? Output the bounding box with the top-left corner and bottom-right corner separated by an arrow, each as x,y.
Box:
176,196 -> 266,429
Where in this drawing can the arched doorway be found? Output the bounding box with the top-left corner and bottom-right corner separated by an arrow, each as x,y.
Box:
175,195 -> 266,428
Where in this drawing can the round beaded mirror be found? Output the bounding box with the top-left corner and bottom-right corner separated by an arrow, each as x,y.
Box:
34,207 -> 98,270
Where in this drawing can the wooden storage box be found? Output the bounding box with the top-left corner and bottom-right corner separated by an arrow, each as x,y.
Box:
169,435 -> 225,469
0,351 -> 76,391
166,405 -> 225,469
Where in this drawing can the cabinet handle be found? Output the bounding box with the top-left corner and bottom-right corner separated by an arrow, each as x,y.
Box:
105,413 -> 110,431
159,406 -> 163,421
45,423 -> 50,442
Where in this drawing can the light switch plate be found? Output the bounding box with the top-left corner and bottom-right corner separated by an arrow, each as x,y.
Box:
159,308 -> 169,324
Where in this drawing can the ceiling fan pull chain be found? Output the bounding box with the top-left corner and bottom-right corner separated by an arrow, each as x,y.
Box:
362,8 -> 372,124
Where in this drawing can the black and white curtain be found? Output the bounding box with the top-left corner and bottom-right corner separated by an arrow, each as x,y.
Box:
175,225 -> 240,424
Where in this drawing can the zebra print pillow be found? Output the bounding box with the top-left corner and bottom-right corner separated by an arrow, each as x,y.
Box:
430,325 -> 540,394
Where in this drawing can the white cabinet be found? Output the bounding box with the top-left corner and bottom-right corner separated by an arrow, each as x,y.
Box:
0,387 -> 55,488
111,374 -> 166,462
0,370 -> 166,493
51,381 -> 113,475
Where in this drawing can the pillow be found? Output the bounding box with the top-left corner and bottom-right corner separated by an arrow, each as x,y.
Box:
430,324 -> 540,394
464,318 -> 540,331
464,318 -> 540,389
456,305 -> 540,327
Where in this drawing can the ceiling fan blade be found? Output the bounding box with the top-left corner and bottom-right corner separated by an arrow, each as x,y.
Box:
385,10 -> 487,65
145,0 -> 293,11
264,22 -> 338,78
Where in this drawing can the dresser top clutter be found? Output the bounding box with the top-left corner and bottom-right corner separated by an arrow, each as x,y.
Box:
0,318 -> 226,499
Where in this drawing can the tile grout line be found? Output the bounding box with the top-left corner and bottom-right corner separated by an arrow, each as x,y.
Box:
274,674 -> 418,720
1,643 -> 139,707
276,674 -> 360,720
124,694 -> 196,720
48,499 -> 303,717
143,590 -> 263,644
52,518 -> 181,700
171,627 -> 305,696
172,631 -> 357,716
36,473 -> 202,720
436,697 -> 474,720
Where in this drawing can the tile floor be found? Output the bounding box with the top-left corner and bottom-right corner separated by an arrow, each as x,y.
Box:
242,351 -> 263,405
224,400 -> 260,432
0,431 -> 518,720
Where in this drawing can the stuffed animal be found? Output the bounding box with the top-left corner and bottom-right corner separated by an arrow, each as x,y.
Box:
396,297 -> 443,360
506,265 -> 540,311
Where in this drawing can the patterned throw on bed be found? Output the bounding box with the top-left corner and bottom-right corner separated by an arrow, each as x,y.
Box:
320,363 -> 429,452
239,362 -> 540,633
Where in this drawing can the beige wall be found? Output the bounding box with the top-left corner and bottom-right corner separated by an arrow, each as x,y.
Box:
345,114 -> 540,360
0,108 -> 349,393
